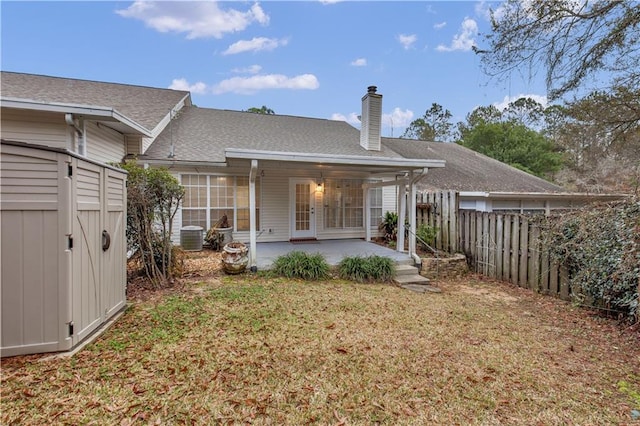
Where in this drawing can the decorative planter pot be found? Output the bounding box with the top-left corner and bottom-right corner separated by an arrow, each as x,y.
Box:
222,241 -> 249,274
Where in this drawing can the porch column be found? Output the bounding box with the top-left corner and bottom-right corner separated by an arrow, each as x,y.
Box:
408,173 -> 417,258
397,180 -> 406,253
249,159 -> 258,271
364,186 -> 371,241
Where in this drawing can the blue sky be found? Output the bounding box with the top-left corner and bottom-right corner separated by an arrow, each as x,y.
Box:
1,1 -> 549,136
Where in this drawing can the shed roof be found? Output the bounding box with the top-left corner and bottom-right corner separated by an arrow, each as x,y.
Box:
1,71 -> 190,132
382,138 -> 565,193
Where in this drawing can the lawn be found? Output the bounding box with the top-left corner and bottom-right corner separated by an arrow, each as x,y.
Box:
2,274 -> 639,425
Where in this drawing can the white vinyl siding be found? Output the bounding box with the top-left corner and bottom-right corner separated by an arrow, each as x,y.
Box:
85,121 -> 125,165
0,108 -> 69,150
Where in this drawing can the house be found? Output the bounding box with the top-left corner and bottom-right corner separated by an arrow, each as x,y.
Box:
137,85 -> 445,268
383,138 -> 624,214
1,72 -> 446,272
1,71 -> 190,163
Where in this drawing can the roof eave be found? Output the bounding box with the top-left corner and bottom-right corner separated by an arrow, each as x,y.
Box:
225,148 -> 445,169
459,191 -> 628,199
0,97 -> 152,137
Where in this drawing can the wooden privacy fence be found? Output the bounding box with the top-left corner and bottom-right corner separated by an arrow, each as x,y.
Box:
458,210 -> 573,301
416,190 -> 458,253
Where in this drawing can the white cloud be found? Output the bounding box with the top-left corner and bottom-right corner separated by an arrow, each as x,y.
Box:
493,94 -> 548,111
319,0 -> 343,4
383,108 -> 414,130
331,112 -> 360,125
116,1 -> 269,39
213,74 -> 320,94
433,21 -> 447,30
436,17 -> 478,52
222,37 -> 288,55
350,58 -> 367,67
231,65 -> 263,74
397,34 -> 417,50
168,78 -> 209,94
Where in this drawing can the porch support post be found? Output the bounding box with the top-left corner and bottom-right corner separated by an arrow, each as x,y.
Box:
397,179 -> 406,253
364,186 -> 371,241
408,172 -> 417,259
249,159 -> 258,271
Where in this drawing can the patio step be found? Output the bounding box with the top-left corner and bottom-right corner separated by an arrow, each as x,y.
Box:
394,264 -> 442,293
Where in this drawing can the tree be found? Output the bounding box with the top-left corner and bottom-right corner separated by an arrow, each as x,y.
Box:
246,105 -> 275,115
121,161 -> 184,288
550,89 -> 640,192
457,98 -> 563,179
459,120 -> 563,179
479,0 -> 640,101
401,103 -> 454,142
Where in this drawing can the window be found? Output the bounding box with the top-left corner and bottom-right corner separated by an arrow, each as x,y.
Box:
181,175 -> 260,231
370,187 -> 383,228
323,179 -> 380,229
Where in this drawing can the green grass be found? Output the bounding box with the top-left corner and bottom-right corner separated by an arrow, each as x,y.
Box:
1,276 -> 638,425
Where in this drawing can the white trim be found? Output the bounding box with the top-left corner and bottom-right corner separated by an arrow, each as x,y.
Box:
225,148 -> 445,169
1,97 -> 151,137
249,160 -> 258,270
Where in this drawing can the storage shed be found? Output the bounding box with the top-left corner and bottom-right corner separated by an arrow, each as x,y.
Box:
1,140 -> 127,357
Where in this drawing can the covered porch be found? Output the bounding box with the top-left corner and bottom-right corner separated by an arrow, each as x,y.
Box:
255,239 -> 413,270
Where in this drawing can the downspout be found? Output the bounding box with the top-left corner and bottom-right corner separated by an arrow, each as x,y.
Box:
65,113 -> 85,156
249,159 -> 258,272
408,168 -> 428,266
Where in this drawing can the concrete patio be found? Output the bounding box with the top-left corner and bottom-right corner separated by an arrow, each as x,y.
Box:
255,239 -> 414,270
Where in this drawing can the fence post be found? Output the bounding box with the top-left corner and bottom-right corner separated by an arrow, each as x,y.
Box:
519,216 -> 529,288
510,216 -> 519,285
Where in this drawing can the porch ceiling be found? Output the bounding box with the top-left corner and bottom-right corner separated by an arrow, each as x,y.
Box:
255,239 -> 413,270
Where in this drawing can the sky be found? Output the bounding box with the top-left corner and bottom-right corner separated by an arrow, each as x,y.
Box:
1,1 -> 550,137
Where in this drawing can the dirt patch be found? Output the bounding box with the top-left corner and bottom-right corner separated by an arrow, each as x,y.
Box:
126,248 -> 224,303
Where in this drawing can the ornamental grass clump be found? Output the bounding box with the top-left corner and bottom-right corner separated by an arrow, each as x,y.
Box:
338,255 -> 395,283
271,251 -> 330,280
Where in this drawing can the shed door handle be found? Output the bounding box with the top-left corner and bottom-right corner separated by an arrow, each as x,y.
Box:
102,230 -> 111,251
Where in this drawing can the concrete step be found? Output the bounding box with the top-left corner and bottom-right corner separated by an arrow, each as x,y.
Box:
400,283 -> 442,294
394,273 -> 431,285
395,263 -> 420,276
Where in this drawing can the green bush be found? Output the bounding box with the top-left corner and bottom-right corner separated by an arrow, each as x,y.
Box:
271,251 -> 330,280
338,255 -> 395,283
416,223 -> 438,250
379,211 -> 399,242
541,196 -> 639,321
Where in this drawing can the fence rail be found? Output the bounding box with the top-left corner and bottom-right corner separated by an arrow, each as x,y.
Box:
458,210 -> 573,301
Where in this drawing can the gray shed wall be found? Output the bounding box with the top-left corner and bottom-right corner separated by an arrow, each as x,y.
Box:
1,141 -> 127,357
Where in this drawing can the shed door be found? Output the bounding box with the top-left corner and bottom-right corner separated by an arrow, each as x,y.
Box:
72,160 -> 103,344
290,179 -> 316,239
102,168 -> 126,319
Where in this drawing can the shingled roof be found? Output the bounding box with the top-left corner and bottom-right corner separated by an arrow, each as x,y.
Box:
1,71 -> 190,132
382,138 -> 565,193
143,106 -> 405,162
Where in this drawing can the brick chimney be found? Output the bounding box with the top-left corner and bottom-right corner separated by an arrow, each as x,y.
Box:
360,85 -> 382,151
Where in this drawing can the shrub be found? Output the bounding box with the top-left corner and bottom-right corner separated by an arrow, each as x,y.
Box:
416,223 -> 438,251
379,211 -> 399,242
541,196 -> 639,321
338,255 -> 395,283
271,251 -> 330,280
119,161 -> 184,288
